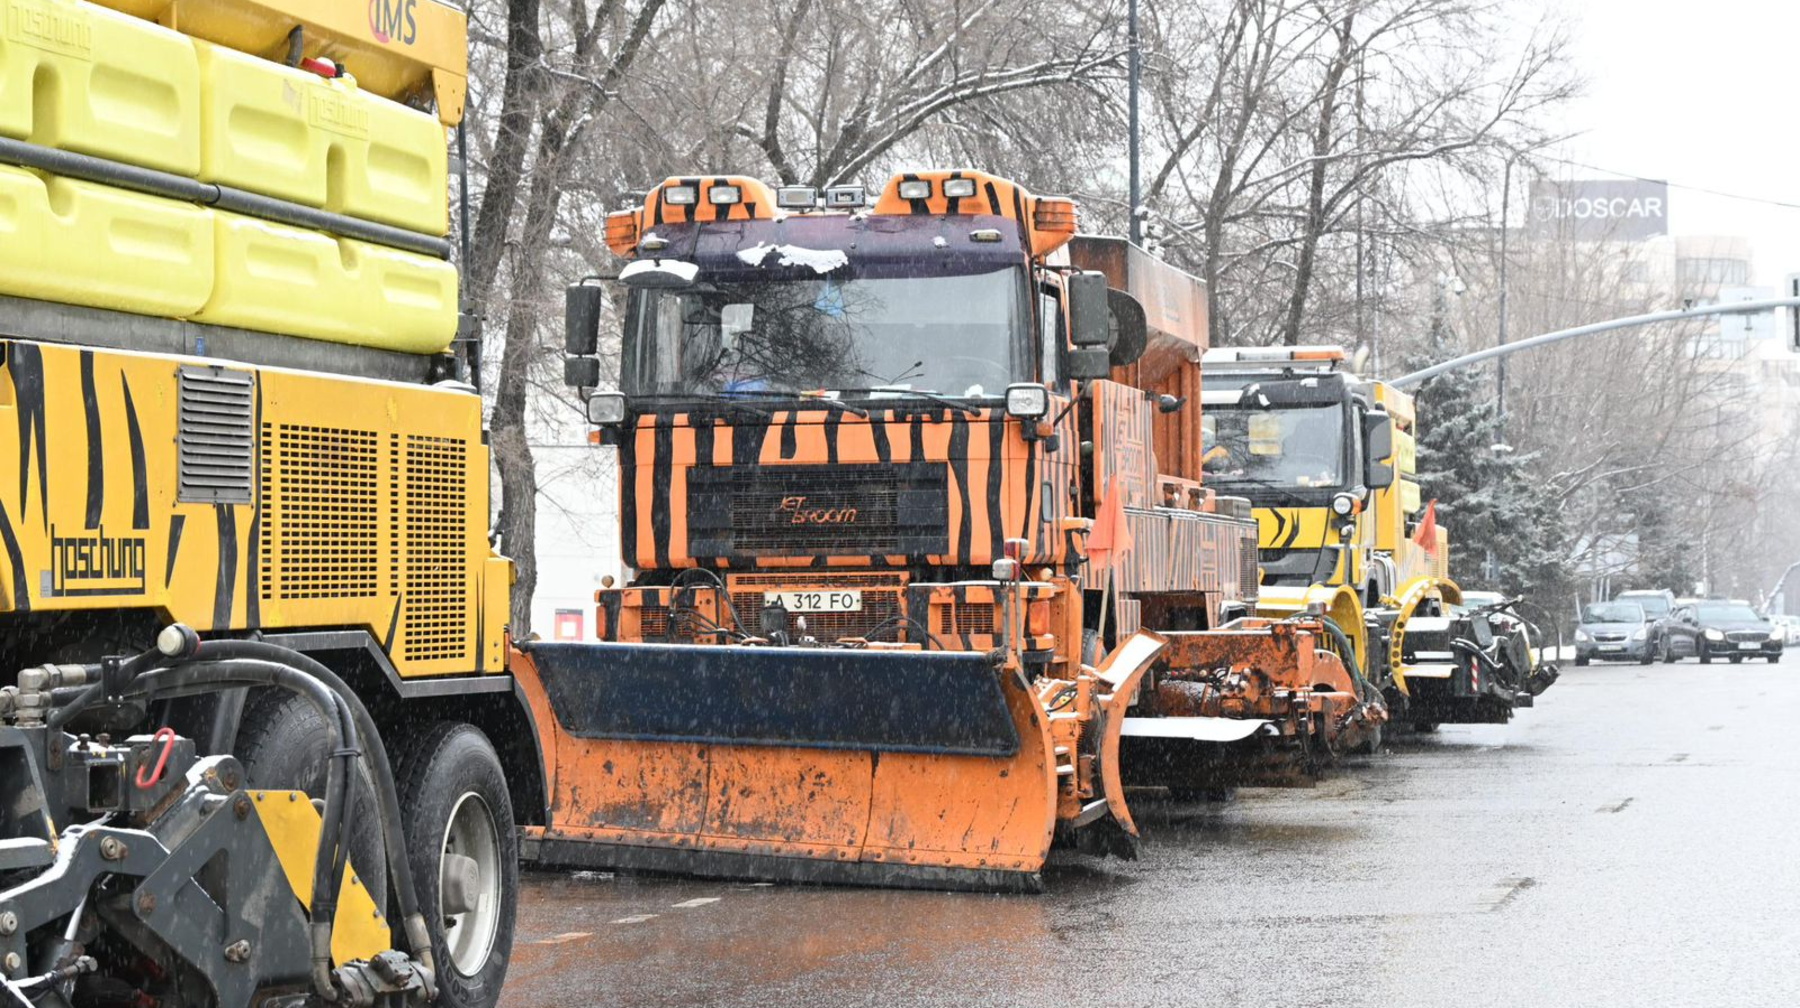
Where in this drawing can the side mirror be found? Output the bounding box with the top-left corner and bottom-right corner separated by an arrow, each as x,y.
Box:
566,284 -> 605,355
564,356 -> 601,388
1363,409 -> 1395,489
1067,347 -> 1112,380
1068,272 -> 1111,347
1107,288 -> 1148,367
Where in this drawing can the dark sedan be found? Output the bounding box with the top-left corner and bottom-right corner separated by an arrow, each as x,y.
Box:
1658,601 -> 1782,663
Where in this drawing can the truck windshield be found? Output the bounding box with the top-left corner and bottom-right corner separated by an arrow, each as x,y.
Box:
624,266 -> 1028,399
1202,405 -> 1347,489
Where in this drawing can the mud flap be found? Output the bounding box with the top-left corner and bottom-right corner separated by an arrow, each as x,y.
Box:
1088,631 -> 1167,839
512,643 -> 1060,891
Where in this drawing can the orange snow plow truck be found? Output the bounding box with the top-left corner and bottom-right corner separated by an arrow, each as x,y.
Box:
510,171 -> 1388,892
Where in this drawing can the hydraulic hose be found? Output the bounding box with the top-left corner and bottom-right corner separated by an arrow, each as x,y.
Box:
187,639 -> 437,982
1309,615 -> 1378,703
129,659 -> 355,999
1448,638 -> 1518,690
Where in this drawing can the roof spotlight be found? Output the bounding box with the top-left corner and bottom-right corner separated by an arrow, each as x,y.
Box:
662,185 -> 697,205
776,186 -> 818,209
897,179 -> 933,200
707,184 -> 743,205
942,177 -> 977,198
825,186 -> 867,208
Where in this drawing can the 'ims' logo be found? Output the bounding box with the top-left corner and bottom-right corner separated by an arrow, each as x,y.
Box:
368,0 -> 419,46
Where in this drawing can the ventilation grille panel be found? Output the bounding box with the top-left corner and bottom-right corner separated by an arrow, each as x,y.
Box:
178,367 -> 255,504
259,425 -> 381,599
399,434 -> 470,662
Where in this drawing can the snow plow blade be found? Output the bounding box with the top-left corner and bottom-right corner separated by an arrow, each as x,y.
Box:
511,642 -> 1060,892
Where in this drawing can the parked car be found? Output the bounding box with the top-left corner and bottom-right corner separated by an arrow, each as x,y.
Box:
1573,601 -> 1652,665
1616,588 -> 1677,653
1765,613 -> 1800,648
1658,601 -> 1782,664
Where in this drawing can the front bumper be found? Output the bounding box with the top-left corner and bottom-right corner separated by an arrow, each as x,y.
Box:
1577,641 -> 1649,661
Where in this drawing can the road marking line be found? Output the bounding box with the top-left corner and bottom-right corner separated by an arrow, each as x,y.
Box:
1598,797 -> 1634,813
534,932 -> 593,945
1489,877 -> 1537,911
671,897 -> 722,908
610,914 -> 659,924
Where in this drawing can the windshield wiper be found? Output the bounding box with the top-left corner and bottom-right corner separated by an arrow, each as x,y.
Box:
635,392 -> 773,419
841,385 -> 983,416
1206,475 -> 1321,507
695,388 -> 870,418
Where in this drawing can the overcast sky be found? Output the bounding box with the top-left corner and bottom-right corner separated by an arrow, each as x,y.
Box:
1551,0 -> 1800,286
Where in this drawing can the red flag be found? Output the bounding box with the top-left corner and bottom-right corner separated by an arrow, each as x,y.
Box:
1088,478 -> 1135,566
1411,499 -> 1439,556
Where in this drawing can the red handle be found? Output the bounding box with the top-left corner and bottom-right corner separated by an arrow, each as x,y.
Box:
136,727 -> 178,790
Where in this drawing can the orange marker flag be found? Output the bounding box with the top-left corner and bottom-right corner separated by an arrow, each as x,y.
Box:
1411,499 -> 1439,556
1088,477 -> 1135,567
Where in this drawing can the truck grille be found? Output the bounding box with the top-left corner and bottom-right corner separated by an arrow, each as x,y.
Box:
688,463 -> 949,559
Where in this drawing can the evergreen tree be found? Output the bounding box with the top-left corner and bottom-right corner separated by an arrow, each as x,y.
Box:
1404,356 -> 1576,626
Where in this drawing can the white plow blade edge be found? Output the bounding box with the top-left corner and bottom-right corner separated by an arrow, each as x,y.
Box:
1119,717 -> 1271,742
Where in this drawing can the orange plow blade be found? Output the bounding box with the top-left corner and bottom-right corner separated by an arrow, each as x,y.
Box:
511,642 -> 1061,892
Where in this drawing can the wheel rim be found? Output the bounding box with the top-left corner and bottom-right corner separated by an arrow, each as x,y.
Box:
439,791 -> 503,976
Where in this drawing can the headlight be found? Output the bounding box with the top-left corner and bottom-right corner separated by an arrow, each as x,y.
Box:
1631,626 -> 1647,641
1704,628 -> 1724,641
1005,383 -> 1049,420
586,391 -> 628,426
1574,629 -> 1590,642
1330,492 -> 1358,517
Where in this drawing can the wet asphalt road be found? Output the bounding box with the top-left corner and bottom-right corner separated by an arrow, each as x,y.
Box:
501,650 -> 1799,1007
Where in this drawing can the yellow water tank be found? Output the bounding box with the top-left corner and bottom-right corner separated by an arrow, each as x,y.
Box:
0,163 -> 213,316
0,0 -> 201,175
194,211 -> 457,354
195,39 -> 449,236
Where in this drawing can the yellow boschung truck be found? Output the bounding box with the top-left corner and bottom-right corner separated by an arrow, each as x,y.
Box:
1,4 -> 529,1007
1200,346 -> 1557,731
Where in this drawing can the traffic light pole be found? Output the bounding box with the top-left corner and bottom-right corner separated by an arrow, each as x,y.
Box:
1390,296 -> 1800,388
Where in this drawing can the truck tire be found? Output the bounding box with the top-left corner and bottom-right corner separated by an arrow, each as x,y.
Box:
234,689 -> 388,906
393,722 -> 517,1008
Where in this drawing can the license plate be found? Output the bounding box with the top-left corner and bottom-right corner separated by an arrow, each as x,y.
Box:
1599,645 -> 1622,652
764,590 -> 862,613
1738,641 -> 1760,650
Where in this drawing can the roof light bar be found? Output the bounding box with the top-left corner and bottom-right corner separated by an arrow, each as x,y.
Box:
1202,345 -> 1347,366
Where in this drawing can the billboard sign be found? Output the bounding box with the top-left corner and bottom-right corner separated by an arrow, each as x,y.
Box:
1529,179 -> 1669,241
